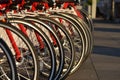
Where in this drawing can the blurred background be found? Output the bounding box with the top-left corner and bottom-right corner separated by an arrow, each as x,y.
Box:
80,0 -> 120,22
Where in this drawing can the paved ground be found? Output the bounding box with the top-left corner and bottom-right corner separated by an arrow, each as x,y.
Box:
66,19 -> 120,80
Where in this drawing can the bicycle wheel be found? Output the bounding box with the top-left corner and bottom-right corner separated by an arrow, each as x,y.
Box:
61,12 -> 93,60
0,22 -> 39,80
77,8 -> 94,32
37,15 -> 75,79
53,12 -> 93,69
49,12 -> 88,75
9,18 -> 56,80
22,17 -> 65,80
0,38 -> 18,80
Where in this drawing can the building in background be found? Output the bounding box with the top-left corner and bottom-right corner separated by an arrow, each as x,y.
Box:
97,0 -> 120,21
80,0 -> 120,21
97,0 -> 111,19
115,0 -> 120,19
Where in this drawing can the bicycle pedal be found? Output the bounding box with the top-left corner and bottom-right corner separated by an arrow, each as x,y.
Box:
54,47 -> 59,55
40,61 -> 44,71
0,58 -> 7,64
16,57 -> 24,67
40,50 -> 49,57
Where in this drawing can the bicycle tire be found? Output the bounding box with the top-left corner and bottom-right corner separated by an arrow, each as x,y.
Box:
8,18 -> 56,80
0,38 -> 18,80
61,13 -> 93,60
38,15 -> 75,80
49,13 -> 87,75
23,17 -> 65,80
78,8 -> 94,32
0,22 -> 39,80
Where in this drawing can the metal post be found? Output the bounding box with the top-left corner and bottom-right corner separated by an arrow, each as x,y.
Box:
111,0 -> 115,20
92,0 -> 97,18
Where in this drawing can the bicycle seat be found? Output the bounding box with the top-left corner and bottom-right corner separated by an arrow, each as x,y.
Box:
55,0 -> 77,3
8,0 -> 23,10
36,4 -> 44,10
0,0 -> 10,4
9,3 -> 18,10
12,0 -> 22,4
32,0 -> 48,2
23,3 -> 32,10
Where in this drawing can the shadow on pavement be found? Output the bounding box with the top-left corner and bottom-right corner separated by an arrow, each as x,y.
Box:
93,45 -> 120,57
94,27 -> 120,33
66,18 -> 120,80
93,19 -> 120,24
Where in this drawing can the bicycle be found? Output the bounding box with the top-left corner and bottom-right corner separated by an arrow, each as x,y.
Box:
0,20 -> 40,79
0,1 -> 41,78
7,0 -> 75,79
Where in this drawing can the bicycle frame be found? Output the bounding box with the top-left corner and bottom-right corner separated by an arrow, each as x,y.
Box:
0,8 -> 22,61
